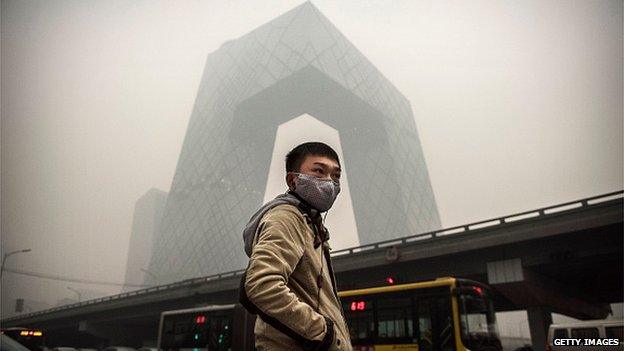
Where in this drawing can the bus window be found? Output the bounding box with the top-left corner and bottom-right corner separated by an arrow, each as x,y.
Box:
158,307 -> 234,350
376,296 -> 414,341
207,315 -> 231,349
418,296 -> 454,351
343,298 -> 374,343
457,284 -> 501,351
339,278 -> 501,351
434,297 -> 454,351
351,311 -> 374,340
460,296 -> 490,335
570,327 -> 599,339
417,299 -> 433,351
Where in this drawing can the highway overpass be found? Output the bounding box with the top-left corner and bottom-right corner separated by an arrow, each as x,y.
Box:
2,190 -> 622,351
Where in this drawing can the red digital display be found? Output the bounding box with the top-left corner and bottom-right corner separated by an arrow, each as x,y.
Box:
195,315 -> 207,324
350,301 -> 366,311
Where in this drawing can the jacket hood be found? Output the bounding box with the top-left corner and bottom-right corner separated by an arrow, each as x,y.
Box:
243,192 -> 321,257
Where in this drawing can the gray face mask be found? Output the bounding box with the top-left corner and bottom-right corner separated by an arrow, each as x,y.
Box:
292,173 -> 340,212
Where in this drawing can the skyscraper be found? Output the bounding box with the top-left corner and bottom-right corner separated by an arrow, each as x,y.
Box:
147,2 -> 441,284
124,188 -> 167,289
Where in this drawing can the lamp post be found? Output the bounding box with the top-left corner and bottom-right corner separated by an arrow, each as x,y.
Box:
66,286 -> 81,302
0,248 -> 31,279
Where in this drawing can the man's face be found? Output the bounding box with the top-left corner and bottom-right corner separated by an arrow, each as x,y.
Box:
287,154 -> 341,190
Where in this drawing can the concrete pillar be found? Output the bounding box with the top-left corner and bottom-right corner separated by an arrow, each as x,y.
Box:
527,307 -> 553,351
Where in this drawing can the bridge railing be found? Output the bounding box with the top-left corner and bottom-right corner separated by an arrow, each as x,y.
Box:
329,190 -> 623,256
3,190 -> 621,323
1,269 -> 247,322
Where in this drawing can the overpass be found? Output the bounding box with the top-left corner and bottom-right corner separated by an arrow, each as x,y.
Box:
2,190 -> 622,350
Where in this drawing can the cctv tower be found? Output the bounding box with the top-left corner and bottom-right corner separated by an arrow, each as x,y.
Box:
147,2 -> 441,284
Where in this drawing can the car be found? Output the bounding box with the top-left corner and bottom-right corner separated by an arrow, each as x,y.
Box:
0,334 -> 31,351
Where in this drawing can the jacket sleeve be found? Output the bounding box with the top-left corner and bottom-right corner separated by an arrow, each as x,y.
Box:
240,205 -> 334,350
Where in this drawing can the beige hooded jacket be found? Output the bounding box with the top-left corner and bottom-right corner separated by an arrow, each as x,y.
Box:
240,204 -> 353,351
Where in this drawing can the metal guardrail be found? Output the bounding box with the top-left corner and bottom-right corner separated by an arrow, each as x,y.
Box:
330,190 -> 623,256
3,190 -> 621,323
1,269 -> 247,322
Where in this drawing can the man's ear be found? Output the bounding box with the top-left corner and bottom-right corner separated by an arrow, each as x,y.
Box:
286,172 -> 296,191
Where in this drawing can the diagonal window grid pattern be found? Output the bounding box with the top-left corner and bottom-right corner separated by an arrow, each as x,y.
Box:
147,2 -> 441,284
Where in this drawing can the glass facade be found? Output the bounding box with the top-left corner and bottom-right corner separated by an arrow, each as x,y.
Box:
146,2 -> 441,284
123,188 -> 167,291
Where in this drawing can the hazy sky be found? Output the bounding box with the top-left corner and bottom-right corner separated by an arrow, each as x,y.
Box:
1,0 -> 622,323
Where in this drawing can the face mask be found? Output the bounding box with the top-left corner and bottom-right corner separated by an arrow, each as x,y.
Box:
291,173 -> 340,212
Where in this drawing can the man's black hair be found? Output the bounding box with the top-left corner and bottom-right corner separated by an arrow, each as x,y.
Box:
285,142 -> 340,173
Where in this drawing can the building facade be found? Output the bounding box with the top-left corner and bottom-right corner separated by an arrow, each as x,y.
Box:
124,188 -> 167,289
147,2 -> 441,284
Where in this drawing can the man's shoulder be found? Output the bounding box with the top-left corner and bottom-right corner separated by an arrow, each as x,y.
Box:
258,204 -> 311,246
262,204 -> 305,223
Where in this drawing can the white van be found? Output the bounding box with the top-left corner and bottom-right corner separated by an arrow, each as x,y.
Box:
547,319 -> 623,350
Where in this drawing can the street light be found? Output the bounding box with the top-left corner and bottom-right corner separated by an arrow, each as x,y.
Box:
66,286 -> 81,302
0,248 -> 31,279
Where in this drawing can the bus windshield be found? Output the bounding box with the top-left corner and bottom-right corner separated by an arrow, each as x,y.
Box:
457,285 -> 501,350
158,307 -> 234,351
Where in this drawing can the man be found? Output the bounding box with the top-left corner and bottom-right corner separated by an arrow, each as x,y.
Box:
240,142 -> 353,351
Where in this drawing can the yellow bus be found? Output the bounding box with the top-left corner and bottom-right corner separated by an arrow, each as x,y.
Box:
157,277 -> 501,351
339,277 -> 502,351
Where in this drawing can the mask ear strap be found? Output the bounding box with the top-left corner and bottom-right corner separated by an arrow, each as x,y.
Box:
286,172 -> 297,191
